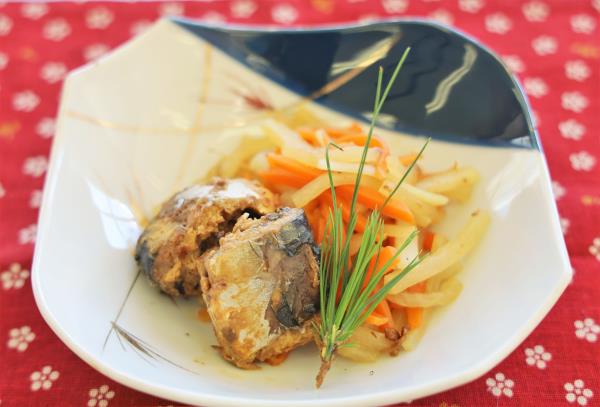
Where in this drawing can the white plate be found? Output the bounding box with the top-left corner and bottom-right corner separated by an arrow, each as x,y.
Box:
32,19 -> 571,406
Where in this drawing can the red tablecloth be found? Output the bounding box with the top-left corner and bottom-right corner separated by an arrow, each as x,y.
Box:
1,1 -> 599,406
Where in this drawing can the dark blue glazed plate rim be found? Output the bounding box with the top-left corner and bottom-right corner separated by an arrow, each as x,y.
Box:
172,17 -> 539,150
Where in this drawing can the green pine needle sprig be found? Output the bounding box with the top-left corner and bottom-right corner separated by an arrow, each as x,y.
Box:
315,47 -> 431,388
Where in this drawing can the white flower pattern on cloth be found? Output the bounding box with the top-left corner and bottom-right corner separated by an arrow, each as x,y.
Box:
84,44 -> 110,61
502,55 -> 525,73
594,0 -> 600,13
202,12 -> 226,23
589,237 -> 600,261
522,1 -> 549,22
382,0 -> 408,14
40,62 -> 67,84
486,372 -> 514,398
88,385 -> 116,407
23,156 -> 48,177
271,4 -> 298,24
30,189 -> 43,209
552,181 -> 565,200
524,345 -> 551,369
231,0 -> 256,18
458,0 -> 484,13
18,224 -> 37,245
159,3 -> 184,17
130,20 -> 152,37
30,366 -> 59,391
429,9 -> 454,26
0,51 -> 8,70
562,91 -> 588,113
0,181 -> 5,199
565,380 -> 594,405
574,318 -> 599,342
7,326 -> 35,352
523,77 -> 548,98
1,263 -> 30,290
43,19 -> 71,41
561,218 -> 570,235
565,60 -> 590,82
36,117 -> 56,138
12,91 -> 40,112
532,35 -> 557,55
86,7 -> 114,30
21,3 -> 48,20
559,119 -> 585,140
569,151 -> 596,171
570,14 -> 596,34
485,13 -> 512,34
0,13 -> 12,36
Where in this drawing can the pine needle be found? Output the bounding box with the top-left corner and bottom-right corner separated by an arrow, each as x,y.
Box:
315,47 -> 431,388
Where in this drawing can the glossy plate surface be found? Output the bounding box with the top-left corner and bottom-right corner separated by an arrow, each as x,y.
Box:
32,19 -> 570,406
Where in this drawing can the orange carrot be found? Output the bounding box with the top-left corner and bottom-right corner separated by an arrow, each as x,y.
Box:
376,299 -> 395,329
304,200 -> 319,234
399,153 -> 419,166
407,281 -> 427,293
421,230 -> 435,252
365,312 -> 388,326
406,308 -> 423,329
406,282 -> 426,329
337,185 -> 415,224
320,191 -> 367,233
348,122 -> 363,133
266,153 -> 322,179
316,202 -> 330,244
336,133 -> 388,150
324,122 -> 365,139
298,128 -> 331,147
363,246 -> 397,294
259,168 -> 309,189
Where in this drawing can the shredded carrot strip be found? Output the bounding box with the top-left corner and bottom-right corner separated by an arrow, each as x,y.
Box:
259,168 -> 309,189
388,300 -> 404,311
304,200 -> 319,234
321,191 -> 367,233
298,128 -> 319,146
324,123 -> 365,139
336,134 -> 387,150
406,308 -> 423,329
399,153 -> 418,166
266,153 -> 322,178
407,281 -> 427,293
406,282 -> 426,329
298,128 -> 330,147
365,312 -> 388,326
316,202 -> 329,244
337,186 -> 415,224
348,122 -> 363,133
363,246 -> 398,289
421,230 -> 435,252
376,299 -> 395,329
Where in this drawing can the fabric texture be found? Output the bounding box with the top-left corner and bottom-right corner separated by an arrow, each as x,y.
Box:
0,1 -> 599,406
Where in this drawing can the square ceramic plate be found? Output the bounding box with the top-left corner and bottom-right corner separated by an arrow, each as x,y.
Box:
32,18 -> 571,406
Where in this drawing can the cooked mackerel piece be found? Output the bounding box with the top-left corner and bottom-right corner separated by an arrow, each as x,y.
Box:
135,178 -> 277,297
201,207 -> 320,368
